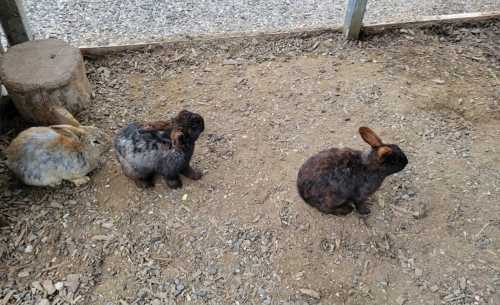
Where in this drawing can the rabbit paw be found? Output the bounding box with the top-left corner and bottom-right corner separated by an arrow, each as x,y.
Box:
166,178 -> 183,189
182,166 -> 203,180
69,176 -> 90,187
355,202 -> 371,215
331,204 -> 354,215
134,178 -> 155,189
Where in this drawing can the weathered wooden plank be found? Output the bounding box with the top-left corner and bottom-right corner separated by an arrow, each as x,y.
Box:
80,26 -> 343,56
363,11 -> 500,34
79,11 -> 500,57
344,0 -> 368,40
0,0 -> 31,45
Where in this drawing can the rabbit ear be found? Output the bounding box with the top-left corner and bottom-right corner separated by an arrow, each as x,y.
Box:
52,107 -> 80,127
49,126 -> 83,151
51,125 -> 83,141
359,127 -> 383,148
377,146 -> 392,159
176,110 -> 191,120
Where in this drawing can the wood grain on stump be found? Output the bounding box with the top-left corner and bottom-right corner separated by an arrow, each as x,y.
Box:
0,39 -> 91,126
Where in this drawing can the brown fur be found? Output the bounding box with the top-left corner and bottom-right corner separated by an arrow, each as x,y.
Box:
5,125 -> 109,187
377,146 -> 392,159
297,127 -> 408,215
52,135 -> 82,152
50,126 -> 84,152
140,120 -> 172,131
359,127 -> 383,147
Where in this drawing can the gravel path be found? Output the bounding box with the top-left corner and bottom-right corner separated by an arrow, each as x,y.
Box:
14,0 -> 499,47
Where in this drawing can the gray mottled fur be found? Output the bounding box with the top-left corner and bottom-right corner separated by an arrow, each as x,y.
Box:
114,129 -> 186,181
6,125 -> 109,186
114,110 -> 205,188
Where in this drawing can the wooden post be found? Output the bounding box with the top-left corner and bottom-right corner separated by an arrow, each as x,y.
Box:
0,0 -> 31,45
0,40 -> 6,97
344,0 -> 368,40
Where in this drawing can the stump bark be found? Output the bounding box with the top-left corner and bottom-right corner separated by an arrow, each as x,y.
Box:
0,39 -> 92,126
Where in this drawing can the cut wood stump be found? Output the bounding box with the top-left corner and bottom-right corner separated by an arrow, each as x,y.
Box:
0,39 -> 92,126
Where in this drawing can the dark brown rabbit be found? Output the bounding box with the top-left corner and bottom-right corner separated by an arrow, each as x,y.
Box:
114,110 -> 204,189
297,127 -> 408,215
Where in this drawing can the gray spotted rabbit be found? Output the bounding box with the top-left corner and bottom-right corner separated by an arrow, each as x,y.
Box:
114,110 -> 205,189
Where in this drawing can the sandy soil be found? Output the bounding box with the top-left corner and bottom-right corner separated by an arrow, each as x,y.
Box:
1,21 -> 499,305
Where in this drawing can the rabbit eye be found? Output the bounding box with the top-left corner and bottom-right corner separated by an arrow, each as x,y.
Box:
384,154 -> 396,163
93,140 -> 101,145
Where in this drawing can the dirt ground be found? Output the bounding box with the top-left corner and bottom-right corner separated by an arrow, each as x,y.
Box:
1,21 -> 499,305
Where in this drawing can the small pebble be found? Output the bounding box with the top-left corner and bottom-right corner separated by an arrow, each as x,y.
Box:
65,274 -> 80,293
32,281 -> 44,292
207,265 -> 218,275
24,244 -> 33,253
459,277 -> 467,290
299,288 -> 321,299
37,299 -> 50,305
42,280 -> 56,295
102,222 -> 114,229
55,281 -> 64,290
50,201 -> 63,209
175,282 -> 185,296
396,296 -> 407,305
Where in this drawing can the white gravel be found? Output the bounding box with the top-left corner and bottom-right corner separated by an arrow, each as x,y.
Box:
4,0 -> 500,46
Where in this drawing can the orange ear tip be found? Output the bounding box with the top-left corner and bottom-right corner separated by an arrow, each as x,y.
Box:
377,146 -> 392,158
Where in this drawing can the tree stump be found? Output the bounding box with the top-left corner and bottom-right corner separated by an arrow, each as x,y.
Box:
0,39 -> 92,126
